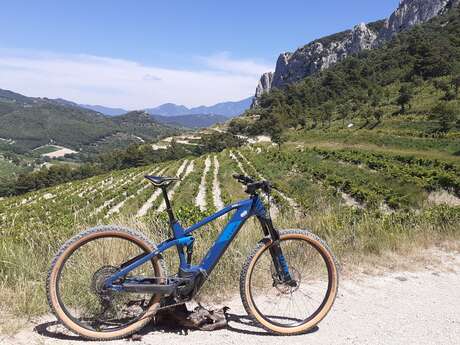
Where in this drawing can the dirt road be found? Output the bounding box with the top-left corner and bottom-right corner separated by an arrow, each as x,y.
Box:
2,248 -> 459,345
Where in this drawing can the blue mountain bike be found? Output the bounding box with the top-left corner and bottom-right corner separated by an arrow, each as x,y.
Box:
47,173 -> 339,340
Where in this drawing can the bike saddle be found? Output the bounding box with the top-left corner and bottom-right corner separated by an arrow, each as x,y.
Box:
144,175 -> 179,187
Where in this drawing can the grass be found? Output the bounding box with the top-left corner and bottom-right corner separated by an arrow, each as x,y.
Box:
0,158 -> 24,177
0,200 -> 458,319
0,130 -> 459,326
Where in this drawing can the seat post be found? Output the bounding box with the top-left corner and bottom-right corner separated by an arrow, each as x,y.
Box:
160,186 -> 177,225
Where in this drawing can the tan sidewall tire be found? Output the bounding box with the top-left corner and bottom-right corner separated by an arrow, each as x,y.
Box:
241,230 -> 339,335
46,226 -> 164,340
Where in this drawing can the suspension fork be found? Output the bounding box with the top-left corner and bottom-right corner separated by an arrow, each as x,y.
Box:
257,216 -> 295,285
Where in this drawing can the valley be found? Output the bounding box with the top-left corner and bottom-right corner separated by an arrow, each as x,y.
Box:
0,0 -> 459,341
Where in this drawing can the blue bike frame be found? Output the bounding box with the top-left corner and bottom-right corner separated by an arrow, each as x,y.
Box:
105,194 -> 269,291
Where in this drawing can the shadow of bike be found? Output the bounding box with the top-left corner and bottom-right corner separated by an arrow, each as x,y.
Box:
34,314 -> 318,341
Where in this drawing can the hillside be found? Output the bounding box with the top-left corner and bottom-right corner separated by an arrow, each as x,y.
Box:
253,0 -> 460,100
78,104 -> 128,116
0,89 -> 177,152
145,97 -> 253,117
151,113 -> 229,128
232,4 -> 460,144
1,136 -> 459,317
1,0 -> 460,328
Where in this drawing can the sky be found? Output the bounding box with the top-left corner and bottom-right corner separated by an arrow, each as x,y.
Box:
0,0 -> 399,109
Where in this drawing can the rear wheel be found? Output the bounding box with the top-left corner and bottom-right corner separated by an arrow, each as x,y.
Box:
47,226 -> 165,340
240,229 -> 339,335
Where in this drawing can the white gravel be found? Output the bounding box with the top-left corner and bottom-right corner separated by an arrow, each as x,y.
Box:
195,157 -> 212,211
212,155 -> 224,210
4,249 -> 459,345
136,167 -> 168,217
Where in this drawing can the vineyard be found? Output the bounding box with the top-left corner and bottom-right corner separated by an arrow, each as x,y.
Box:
1,143 -> 459,318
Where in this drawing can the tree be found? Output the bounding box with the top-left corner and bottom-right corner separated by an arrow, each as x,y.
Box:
452,74 -> 460,97
321,102 -> 335,128
434,79 -> 455,100
397,85 -> 413,114
311,110 -> 320,129
383,88 -> 392,105
270,125 -> 286,150
337,102 -> 352,128
359,104 -> 372,129
430,101 -> 458,133
372,108 -> 384,128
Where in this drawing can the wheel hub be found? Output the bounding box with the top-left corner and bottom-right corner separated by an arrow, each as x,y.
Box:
272,267 -> 301,294
91,265 -> 118,298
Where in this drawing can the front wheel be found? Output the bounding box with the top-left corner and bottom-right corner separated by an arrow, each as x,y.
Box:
240,229 -> 339,335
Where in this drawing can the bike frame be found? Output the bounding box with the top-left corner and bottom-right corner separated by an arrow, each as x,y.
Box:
104,192 -> 285,293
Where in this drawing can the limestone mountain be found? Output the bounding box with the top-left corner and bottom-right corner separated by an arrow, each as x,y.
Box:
253,0 -> 460,102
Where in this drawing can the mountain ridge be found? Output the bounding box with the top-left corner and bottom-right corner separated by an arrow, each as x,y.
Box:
253,0 -> 460,103
144,97 -> 253,117
78,97 -> 253,117
0,88 -> 177,151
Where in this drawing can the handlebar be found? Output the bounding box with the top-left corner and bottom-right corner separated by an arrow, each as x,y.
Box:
232,173 -> 273,195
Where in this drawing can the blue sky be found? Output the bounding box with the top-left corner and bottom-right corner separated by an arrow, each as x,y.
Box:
0,0 -> 399,108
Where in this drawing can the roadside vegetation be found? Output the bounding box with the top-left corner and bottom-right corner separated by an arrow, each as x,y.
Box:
1,143 -> 459,319
1,2 -> 460,327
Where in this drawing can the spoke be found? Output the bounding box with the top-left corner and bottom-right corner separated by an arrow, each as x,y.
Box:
249,236 -> 331,326
57,235 -> 156,333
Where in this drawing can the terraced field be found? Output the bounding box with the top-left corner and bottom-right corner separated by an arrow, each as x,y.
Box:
1,144 -> 459,239
1,144 -> 459,317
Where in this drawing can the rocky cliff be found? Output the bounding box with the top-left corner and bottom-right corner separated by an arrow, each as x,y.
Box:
254,0 -> 460,100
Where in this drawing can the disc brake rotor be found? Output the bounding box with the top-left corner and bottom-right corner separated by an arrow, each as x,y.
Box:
271,266 -> 301,294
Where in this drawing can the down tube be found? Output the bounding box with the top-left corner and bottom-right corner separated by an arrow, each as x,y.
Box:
200,208 -> 250,274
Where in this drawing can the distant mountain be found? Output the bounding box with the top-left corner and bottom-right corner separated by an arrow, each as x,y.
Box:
145,103 -> 190,117
145,97 -> 253,117
0,88 -> 176,151
151,113 -> 228,128
112,111 -> 176,138
79,104 -> 129,116
42,96 -> 253,118
0,89 -> 33,104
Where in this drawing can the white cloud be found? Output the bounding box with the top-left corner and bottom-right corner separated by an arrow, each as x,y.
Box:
200,52 -> 271,77
0,50 -> 272,109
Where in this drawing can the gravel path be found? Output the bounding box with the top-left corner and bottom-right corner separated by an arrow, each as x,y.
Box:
195,156 -> 211,211
136,167 -> 168,217
4,248 -> 459,345
212,155 -> 224,210
106,168 -> 160,217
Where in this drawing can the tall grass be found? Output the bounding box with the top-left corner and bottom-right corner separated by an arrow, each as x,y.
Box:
0,202 -> 459,319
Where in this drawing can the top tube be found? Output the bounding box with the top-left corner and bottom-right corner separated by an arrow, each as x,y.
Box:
183,198 -> 254,235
